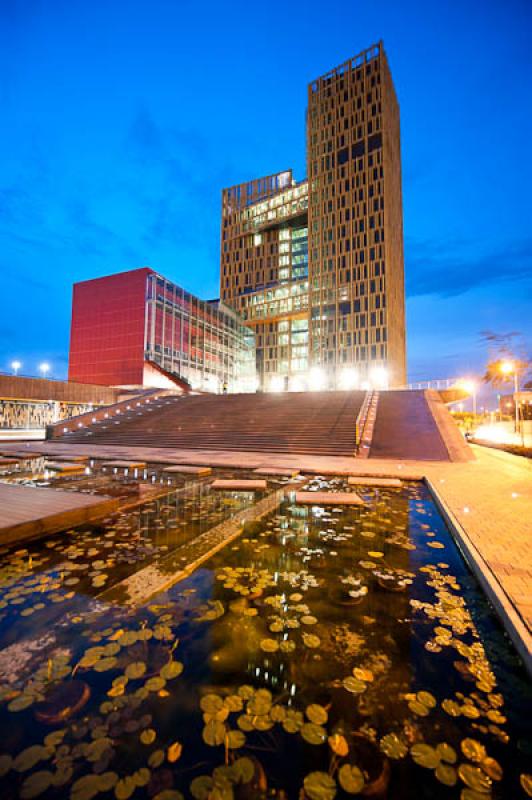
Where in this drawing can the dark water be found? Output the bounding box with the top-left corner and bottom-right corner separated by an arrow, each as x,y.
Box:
0,477 -> 530,799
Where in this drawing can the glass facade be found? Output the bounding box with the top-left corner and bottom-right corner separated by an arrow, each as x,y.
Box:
221,178 -> 310,390
144,272 -> 256,393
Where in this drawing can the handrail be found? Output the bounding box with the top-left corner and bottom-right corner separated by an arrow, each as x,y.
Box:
355,391 -> 372,451
45,388 -> 179,440
355,390 -> 379,457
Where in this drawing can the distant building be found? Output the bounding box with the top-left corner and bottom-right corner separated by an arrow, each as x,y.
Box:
220,42 -> 406,390
68,267 -> 256,392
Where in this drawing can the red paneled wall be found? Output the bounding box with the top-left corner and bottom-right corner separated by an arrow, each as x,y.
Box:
68,268 -> 152,386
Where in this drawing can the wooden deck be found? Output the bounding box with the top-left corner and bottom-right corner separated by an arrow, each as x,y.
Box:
0,484 -> 120,545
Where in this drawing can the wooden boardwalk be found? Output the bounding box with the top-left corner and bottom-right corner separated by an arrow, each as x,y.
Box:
0,483 -> 120,545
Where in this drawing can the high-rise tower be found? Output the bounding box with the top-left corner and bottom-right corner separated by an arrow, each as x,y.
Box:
220,41 -> 406,390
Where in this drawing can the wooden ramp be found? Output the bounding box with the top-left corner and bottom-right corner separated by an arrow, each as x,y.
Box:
0,484 -> 120,545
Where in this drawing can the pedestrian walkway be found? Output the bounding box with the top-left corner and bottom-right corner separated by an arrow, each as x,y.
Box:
0,483 -> 120,545
370,390 -> 449,460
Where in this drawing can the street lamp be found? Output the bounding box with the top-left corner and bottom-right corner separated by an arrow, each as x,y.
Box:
500,360 -> 519,433
11,360 -> 22,376
459,379 -> 477,416
39,362 -> 50,378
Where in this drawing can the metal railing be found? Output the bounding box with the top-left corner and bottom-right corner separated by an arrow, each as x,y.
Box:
406,378 -> 461,391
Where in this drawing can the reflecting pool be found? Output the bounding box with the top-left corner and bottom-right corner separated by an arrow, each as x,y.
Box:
0,477 -> 530,799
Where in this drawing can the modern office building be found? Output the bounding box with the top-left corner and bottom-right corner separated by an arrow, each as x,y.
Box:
220,41 -> 406,390
68,267 -> 256,392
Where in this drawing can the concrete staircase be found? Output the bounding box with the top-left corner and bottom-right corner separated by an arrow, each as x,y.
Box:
59,391 -> 365,456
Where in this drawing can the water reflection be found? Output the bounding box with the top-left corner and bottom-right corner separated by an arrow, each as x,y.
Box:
0,478 -> 530,799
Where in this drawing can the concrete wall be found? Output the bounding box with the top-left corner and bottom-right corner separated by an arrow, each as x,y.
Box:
0,375 -> 120,405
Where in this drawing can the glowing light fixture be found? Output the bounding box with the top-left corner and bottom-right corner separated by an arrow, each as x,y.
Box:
459,379 -> 476,395
289,375 -> 306,392
39,362 -> 50,377
269,375 -> 285,393
370,366 -> 389,389
309,366 -> 326,391
458,378 -> 477,414
339,368 -> 359,391
11,360 -> 21,375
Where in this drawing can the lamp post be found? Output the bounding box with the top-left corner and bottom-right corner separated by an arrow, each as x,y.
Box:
500,361 -> 519,434
11,360 -> 22,376
460,379 -> 477,416
39,362 -> 50,379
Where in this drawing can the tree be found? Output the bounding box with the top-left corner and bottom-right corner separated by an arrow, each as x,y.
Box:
480,331 -> 531,390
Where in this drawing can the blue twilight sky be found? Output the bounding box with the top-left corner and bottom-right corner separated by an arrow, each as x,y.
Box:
0,0 -> 531,383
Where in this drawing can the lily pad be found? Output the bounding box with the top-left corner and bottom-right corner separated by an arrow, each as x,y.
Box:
353,667 -> 374,682
20,770 -> 53,799
260,638 -> 279,653
202,720 -> 226,747
125,661 -> 146,680
301,723 -> 327,745
166,742 -> 182,763
224,695 -> 244,712
417,691 -> 436,708
411,744 -> 440,769
380,733 -> 407,759
226,730 -> 246,749
328,734 -> 349,757
303,771 -> 337,800
246,689 -> 272,716
436,743 -> 457,764
115,776 -> 136,799
481,757 -> 502,781
461,739 -> 486,763
190,777 -> 216,800
160,660 -> 183,680
200,694 -> 224,714
306,704 -> 328,725
231,757 -> 255,784
435,763 -> 457,786
338,764 -> 365,794
140,728 -> 156,745
8,693 -> 36,712
148,750 -> 165,768
14,745 -> 53,773
152,791 -> 184,800
302,633 -> 320,649
458,763 -> 492,793
93,656 -> 118,673
442,699 -> 461,717
343,676 -> 367,694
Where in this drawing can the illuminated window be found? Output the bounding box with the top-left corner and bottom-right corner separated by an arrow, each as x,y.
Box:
253,233 -> 262,246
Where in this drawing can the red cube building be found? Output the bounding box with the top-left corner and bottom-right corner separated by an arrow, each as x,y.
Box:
68,267 -> 255,391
